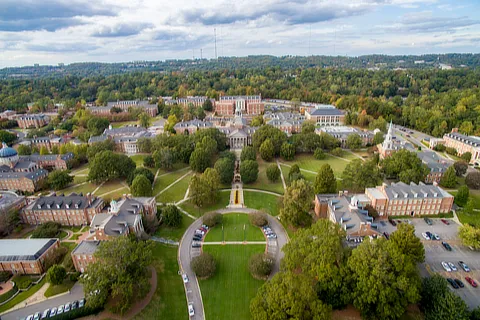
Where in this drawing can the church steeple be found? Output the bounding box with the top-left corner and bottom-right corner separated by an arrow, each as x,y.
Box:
382,121 -> 394,150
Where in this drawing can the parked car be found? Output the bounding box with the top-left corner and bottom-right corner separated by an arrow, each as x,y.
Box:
441,219 -> 450,225
78,299 -> 85,308
202,224 -> 209,230
459,261 -> 470,272
41,309 -> 50,319
388,219 -> 397,226
426,231 -> 433,239
454,279 -> 465,288
465,277 -> 478,288
26,315 -> 33,320
49,307 -> 57,317
442,261 -> 452,272
71,301 -> 78,310
188,303 -> 195,317
442,242 -> 452,251
448,262 -> 457,271
182,274 -> 189,283
424,217 -> 433,225
57,305 -> 64,315
383,232 -> 390,240
447,278 -> 459,289
267,234 -> 277,239
192,242 -> 201,248
421,232 -> 430,240
432,233 -> 440,240
34,313 -> 40,320
64,302 -> 71,313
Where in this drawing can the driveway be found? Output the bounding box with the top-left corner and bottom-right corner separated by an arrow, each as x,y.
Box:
2,283 -> 84,320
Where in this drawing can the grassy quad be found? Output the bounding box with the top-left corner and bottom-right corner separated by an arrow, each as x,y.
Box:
155,215 -> 195,241
0,278 -> 47,313
244,159 -> 284,194
200,245 -> 266,320
282,153 -> 350,177
243,191 -> 281,216
153,168 -> 190,196
156,173 -> 192,203
94,179 -> 127,196
450,190 -> 480,226
204,213 -> 265,242
180,191 -> 230,217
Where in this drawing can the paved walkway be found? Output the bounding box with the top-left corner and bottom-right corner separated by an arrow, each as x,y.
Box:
91,181 -> 105,195
97,185 -> 129,197
243,189 -> 283,196
154,170 -> 192,198
227,183 -> 244,209
276,159 -> 287,191
202,241 -> 267,245
278,162 -> 343,180
345,149 -> 365,161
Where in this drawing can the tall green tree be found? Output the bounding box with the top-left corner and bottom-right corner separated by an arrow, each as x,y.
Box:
252,125 -> 287,156
40,146 -> 49,155
259,139 -> 275,161
88,151 -> 135,183
131,175 -> 152,197
453,161 -> 468,176
47,264 -> 66,285
87,117 -> 110,136
380,150 -> 429,184
48,170 -> 73,190
458,224 -> 480,250
454,185 -> 469,206
280,142 -> 295,161
241,146 -> 256,161
440,166 -> 457,188
314,164 -> 337,194
240,160 -> 259,184
189,147 -> 211,173
287,164 -> 303,183
266,164 -> 280,182
345,133 -> 363,149
214,157 -> 235,184
281,179 -> 314,227
373,132 -> 385,145
138,112 -> 151,129
342,159 -> 381,192
153,147 -> 177,170
389,223 -> 425,263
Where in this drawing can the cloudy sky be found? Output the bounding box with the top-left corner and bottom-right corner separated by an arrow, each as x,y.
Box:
0,0 -> 479,67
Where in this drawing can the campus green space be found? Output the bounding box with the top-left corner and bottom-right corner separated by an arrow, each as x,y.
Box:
200,245 -> 265,320
58,182 -> 98,197
279,163 -> 316,184
70,164 -> 89,175
130,154 -> 147,167
244,159 -> 284,194
156,173 -> 192,203
73,175 -> 87,184
153,168 -> 190,196
111,120 -> 138,128
133,244 -> 188,320
180,191 -> 230,217
283,153 -> 350,177
204,213 -> 265,242
0,278 -> 47,313
450,190 -> 480,226
243,191 -> 281,216
44,280 -> 75,298
155,215 -> 194,241
99,187 -> 130,201
94,179 -> 126,196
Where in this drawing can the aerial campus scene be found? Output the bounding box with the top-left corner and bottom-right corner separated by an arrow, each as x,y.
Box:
1,1 -> 480,320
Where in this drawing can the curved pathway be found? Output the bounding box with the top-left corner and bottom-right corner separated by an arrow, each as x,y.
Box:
178,207 -> 289,320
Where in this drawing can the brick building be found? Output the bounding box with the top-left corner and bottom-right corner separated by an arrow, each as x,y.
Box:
88,100 -> 158,117
0,239 -> 60,274
22,193 -> 104,226
417,152 -> 451,184
71,240 -> 101,273
16,114 -> 49,129
174,119 -> 213,135
318,126 -> 374,148
304,106 -> 345,126
365,182 -> 454,217
215,95 -> 264,116
443,130 -> 480,165
88,126 -> 153,155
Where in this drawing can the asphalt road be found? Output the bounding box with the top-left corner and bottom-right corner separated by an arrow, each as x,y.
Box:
2,283 -> 84,320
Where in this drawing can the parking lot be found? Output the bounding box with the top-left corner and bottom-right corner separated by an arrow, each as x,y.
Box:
378,218 -> 480,309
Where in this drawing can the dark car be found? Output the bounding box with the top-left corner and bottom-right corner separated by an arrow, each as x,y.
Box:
426,231 -> 433,239
388,219 -> 397,226
442,241 -> 452,251
441,219 -> 450,225
454,279 -> 465,288
447,278 -> 459,289
383,232 -> 390,240
424,217 -> 433,225
458,261 -> 470,272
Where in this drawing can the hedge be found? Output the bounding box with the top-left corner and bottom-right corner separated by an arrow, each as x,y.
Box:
0,284 -> 18,304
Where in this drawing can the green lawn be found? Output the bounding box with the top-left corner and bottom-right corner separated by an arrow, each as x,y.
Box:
155,215 -> 194,241
450,190 -> 480,226
130,154 -> 147,167
244,159 -> 284,194
111,120 -> 138,128
73,175 -> 87,184
0,277 -> 47,313
70,164 -> 89,175
204,214 -> 265,242
44,280 -> 75,298
58,182 -> 98,196
283,153 -> 349,177
133,244 -> 188,320
99,187 -> 130,201
58,230 -> 68,239
70,233 -> 82,240
279,163 -> 316,184
153,169 -> 190,196
243,191 -> 281,216
200,245 -> 265,320
94,179 -> 127,196
63,226 -> 82,232
156,173 -> 192,203
180,191 -> 230,217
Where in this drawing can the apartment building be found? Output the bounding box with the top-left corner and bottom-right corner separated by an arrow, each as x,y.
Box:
443,130 -> 480,164
417,152 -> 450,184
0,239 -> 60,274
16,114 -> 49,129
22,193 -> 105,226
365,182 -> 454,217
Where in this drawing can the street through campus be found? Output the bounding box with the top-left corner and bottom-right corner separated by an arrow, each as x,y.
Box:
2,284 -> 84,320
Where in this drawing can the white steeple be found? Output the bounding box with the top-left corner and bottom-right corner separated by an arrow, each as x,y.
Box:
382,121 -> 394,150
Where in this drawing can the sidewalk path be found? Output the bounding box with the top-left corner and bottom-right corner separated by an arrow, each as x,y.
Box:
202,241 -> 267,245
276,159 -> 287,191
154,171 -> 192,198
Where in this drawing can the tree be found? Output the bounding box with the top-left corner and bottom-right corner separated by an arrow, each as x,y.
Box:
47,264 -> 67,285
48,170 -> 73,190
40,146 -> 49,155
86,139 -> 116,160
189,169 -> 220,207
458,224 -> 480,250
202,99 -> 213,112
81,237 -> 154,314
127,167 -> 155,186
302,121 -> 316,134
193,129 -> 226,152
440,166 -> 458,188
259,139 -> 275,161
17,144 -> 32,155
389,223 -> 425,263
252,125 -> 287,156
446,147 -> 457,156
165,114 -> 178,133
191,253 -> 216,279
420,275 -> 470,320
461,151 -> 472,163
202,212 -> 222,226
137,137 -> 152,153
240,160 -> 258,184
153,147 -> 177,170
143,155 -> 155,168
87,117 -> 110,136
131,175 -> 152,197
373,132 -> 385,145
348,238 -> 421,320
241,146 -> 256,161
248,253 -> 273,279
189,175 -> 207,208
314,148 -> 326,160
288,164 -> 303,183
331,147 -> 343,157
31,221 -> 62,238
0,210 -> 20,236
138,112 -> 151,129
88,151 -> 135,183
455,185 -> 469,206
342,159 -> 381,192
364,204 -> 379,218
466,171 -> 480,189
250,271 -> 331,320
314,164 -> 336,194
380,150 -> 430,184
281,179 -> 314,227
266,164 -> 280,182
161,205 -> 182,227
454,161 -> 468,176
282,219 -> 349,308
214,157 -> 235,184
189,147 -> 211,173
0,130 -> 16,145
280,142 -> 295,161
250,115 -> 264,127
249,212 -> 268,227
346,134 -> 363,150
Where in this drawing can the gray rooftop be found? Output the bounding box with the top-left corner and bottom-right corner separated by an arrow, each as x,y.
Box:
383,182 -> 452,200
72,240 -> 101,255
0,239 -> 57,262
0,168 -> 48,181
417,151 -> 450,173
307,108 -> 344,116
26,194 -> 103,211
445,132 -> 480,148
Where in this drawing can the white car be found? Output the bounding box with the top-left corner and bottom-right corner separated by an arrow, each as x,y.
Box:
64,302 -> 71,312
188,303 -> 195,317
182,274 -> 189,283
49,307 -> 57,317
421,232 -> 430,240
448,262 -> 457,271
432,233 -> 440,240
57,304 -> 64,315
442,261 -> 452,272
